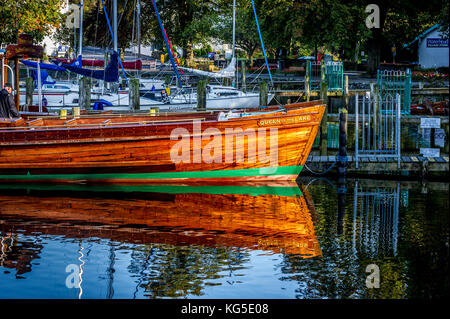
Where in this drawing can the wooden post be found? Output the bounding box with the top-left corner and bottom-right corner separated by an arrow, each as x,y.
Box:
104,52 -> 109,90
72,106 -> 80,118
241,60 -> 246,92
197,79 -> 207,111
223,77 -> 231,87
338,76 -> 349,176
25,77 -> 34,108
14,58 -> 19,110
0,55 -> 4,88
79,76 -> 91,110
320,63 -> 328,156
59,109 -> 67,119
129,78 -> 140,111
164,74 -> 171,86
305,61 -> 310,102
149,106 -> 159,116
259,82 -> 268,107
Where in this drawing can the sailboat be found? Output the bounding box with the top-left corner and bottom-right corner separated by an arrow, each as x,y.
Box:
18,0 -> 158,111
163,0 -> 274,110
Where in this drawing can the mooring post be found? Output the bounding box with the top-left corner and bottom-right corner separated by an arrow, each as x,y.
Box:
223,77 -> 231,87
305,60 -> 310,102
79,76 -> 91,110
259,81 -> 268,107
338,75 -> 349,175
337,176 -> 347,236
149,106 -> 159,116
197,79 -> 207,111
72,106 -> 80,119
241,60 -> 246,92
320,63 -> 328,156
25,77 -> 34,109
164,74 -> 171,86
59,109 -> 67,120
129,77 -> 140,111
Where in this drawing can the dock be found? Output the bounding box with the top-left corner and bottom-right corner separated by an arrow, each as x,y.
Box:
304,154 -> 449,179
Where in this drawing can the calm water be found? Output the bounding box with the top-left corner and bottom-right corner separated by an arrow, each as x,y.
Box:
0,179 -> 448,299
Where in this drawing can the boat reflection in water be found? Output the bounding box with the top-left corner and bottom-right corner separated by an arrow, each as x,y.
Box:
0,182 -> 320,257
0,182 -> 321,298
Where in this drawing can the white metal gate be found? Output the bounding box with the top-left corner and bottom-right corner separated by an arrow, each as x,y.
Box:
355,92 -> 401,168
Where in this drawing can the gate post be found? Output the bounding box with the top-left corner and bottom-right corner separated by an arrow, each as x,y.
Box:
338,75 -> 349,175
320,63 -> 328,156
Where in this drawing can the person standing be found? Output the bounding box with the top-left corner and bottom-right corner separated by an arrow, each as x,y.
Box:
0,83 -> 20,118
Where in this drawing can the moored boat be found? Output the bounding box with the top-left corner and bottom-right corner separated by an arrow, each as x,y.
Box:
0,100 -> 324,183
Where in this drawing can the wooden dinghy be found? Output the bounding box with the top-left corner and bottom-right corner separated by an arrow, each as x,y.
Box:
0,101 -> 325,183
0,182 -> 322,257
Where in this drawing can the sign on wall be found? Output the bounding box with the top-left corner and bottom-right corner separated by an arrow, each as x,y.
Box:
426,38 -> 449,48
420,117 -> 441,129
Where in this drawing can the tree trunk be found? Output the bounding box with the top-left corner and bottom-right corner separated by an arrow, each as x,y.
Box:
367,35 -> 381,76
367,5 -> 387,76
185,41 -> 194,67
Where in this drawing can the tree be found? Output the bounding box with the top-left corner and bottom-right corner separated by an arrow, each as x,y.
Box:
211,0 -> 261,65
0,0 -> 65,46
139,0 -> 222,66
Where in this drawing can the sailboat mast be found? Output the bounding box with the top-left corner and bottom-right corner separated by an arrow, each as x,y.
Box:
232,0 -> 236,60
137,0 -> 141,60
232,0 -> 236,87
78,0 -> 83,57
113,0 -> 118,52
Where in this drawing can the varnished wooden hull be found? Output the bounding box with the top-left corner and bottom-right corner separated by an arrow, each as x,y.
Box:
0,183 -> 322,257
0,101 -> 324,183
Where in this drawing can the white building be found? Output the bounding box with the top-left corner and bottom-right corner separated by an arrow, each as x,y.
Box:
42,0 -> 73,57
404,24 -> 449,69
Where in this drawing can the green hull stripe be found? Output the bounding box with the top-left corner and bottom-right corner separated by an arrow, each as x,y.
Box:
0,165 -> 303,181
0,183 -> 303,197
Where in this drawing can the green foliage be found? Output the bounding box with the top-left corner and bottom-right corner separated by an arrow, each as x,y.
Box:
0,0 -> 65,46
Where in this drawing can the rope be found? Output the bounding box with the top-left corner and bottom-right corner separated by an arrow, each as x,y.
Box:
303,158 -> 338,175
250,0 -> 273,86
151,0 -> 183,89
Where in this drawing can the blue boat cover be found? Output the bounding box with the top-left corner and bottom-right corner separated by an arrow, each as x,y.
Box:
30,69 -> 56,86
20,55 -> 82,72
53,53 -> 119,83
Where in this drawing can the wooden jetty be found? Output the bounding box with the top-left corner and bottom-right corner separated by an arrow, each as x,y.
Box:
304,154 -> 449,178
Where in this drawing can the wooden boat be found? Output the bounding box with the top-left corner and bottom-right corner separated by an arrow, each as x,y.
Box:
0,100 -> 324,183
0,182 -> 322,257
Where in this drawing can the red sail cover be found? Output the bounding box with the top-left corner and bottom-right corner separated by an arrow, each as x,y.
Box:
54,58 -> 142,70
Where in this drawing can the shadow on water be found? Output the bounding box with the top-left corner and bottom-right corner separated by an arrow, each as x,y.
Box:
0,179 -> 448,299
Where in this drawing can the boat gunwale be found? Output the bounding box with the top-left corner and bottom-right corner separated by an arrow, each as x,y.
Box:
0,105 -> 324,134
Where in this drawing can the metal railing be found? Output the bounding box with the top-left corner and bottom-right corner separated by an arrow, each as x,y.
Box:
355,92 -> 401,168
352,181 -> 400,257
377,69 -> 411,115
307,61 -> 344,92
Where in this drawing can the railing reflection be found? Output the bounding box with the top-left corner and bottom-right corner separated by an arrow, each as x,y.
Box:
352,181 -> 400,257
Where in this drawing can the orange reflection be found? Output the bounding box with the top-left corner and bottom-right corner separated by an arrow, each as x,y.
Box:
0,183 -> 321,257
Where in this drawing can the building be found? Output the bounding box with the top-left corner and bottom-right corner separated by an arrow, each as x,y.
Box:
403,24 -> 449,69
42,0 -> 72,56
